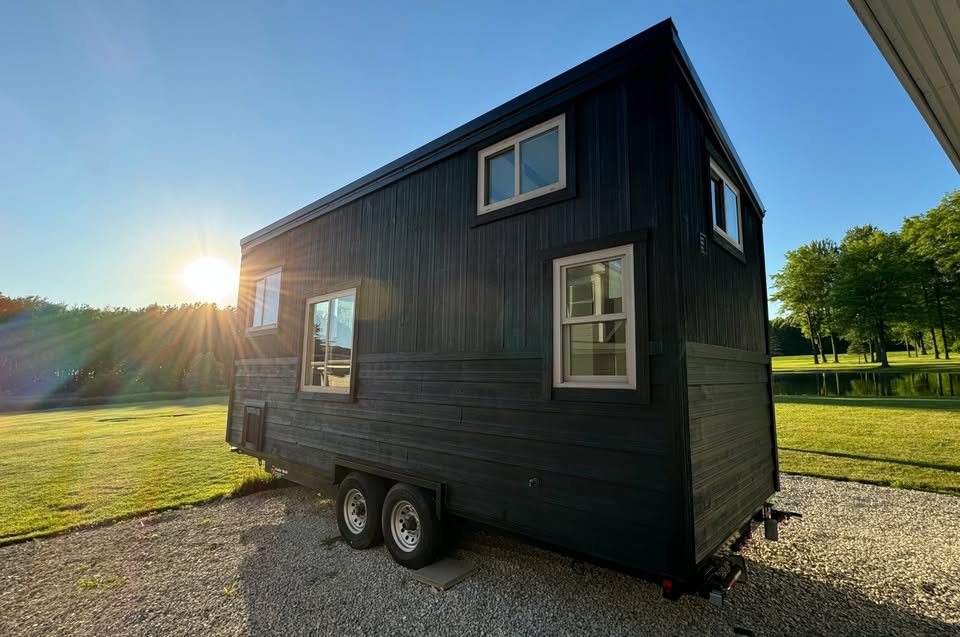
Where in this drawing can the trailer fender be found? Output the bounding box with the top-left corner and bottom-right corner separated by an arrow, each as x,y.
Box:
333,458 -> 446,520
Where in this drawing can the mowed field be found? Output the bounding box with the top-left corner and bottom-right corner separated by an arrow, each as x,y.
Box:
776,397 -> 960,495
1,394 -> 957,545
773,350 -> 960,373
0,397 -> 269,544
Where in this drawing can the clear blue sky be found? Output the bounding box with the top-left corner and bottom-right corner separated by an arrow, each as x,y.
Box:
1,0 -> 956,309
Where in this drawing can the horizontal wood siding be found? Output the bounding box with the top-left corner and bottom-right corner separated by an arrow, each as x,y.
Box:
230,55 -> 698,579
686,343 -> 776,561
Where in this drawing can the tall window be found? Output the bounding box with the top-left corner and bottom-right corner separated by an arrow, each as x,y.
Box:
709,159 -> 742,251
553,245 -> 635,389
477,114 -> 566,215
250,268 -> 282,329
302,289 -> 357,393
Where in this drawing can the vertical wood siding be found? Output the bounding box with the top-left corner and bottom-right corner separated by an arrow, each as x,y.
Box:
673,80 -> 778,561
229,58 -> 715,581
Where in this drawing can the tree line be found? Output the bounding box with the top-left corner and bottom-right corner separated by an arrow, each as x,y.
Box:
771,190 -> 960,366
0,295 -> 237,402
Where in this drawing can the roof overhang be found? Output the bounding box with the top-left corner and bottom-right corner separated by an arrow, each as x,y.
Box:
849,0 -> 960,173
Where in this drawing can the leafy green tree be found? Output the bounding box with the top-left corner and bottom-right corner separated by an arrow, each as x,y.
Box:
768,317 -> 812,356
0,293 -> 238,400
901,191 -> 960,360
831,226 -> 911,367
184,351 -> 226,392
771,239 -> 839,364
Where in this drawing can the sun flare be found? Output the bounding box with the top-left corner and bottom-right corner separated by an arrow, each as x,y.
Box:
180,257 -> 238,303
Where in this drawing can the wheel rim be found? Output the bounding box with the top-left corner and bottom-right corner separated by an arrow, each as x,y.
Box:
343,488 -> 367,534
390,499 -> 420,552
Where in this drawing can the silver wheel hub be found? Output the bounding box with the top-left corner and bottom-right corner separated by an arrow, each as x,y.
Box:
343,488 -> 367,534
390,500 -> 421,552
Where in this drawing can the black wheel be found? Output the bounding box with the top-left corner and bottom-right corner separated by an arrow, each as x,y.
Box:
381,483 -> 441,569
336,472 -> 386,549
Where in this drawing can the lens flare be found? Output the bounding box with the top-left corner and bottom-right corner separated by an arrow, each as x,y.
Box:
180,257 -> 237,303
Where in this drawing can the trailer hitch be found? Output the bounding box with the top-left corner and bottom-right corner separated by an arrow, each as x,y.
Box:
698,554 -> 747,608
754,505 -> 802,541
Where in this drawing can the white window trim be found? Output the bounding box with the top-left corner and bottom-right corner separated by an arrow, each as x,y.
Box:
552,245 -> 636,389
247,267 -> 282,332
300,288 -> 357,394
477,114 -> 566,215
709,159 -> 743,252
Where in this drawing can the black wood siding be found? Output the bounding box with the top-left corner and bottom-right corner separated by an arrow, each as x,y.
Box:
228,33 -> 776,582
672,77 -> 778,561
229,61 -> 701,580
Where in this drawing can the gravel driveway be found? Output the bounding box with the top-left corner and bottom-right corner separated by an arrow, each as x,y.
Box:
1,475 -> 957,636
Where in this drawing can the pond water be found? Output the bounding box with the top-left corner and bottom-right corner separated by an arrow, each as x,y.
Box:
773,371 -> 960,398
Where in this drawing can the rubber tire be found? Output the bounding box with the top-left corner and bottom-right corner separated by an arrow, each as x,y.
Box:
336,472 -> 386,549
381,483 -> 441,569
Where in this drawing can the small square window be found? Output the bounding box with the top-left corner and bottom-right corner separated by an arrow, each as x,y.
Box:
553,245 -> 636,389
249,268 -> 281,330
478,115 -> 566,215
709,159 -> 742,252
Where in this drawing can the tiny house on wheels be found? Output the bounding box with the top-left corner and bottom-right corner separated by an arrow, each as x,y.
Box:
227,19 -> 783,603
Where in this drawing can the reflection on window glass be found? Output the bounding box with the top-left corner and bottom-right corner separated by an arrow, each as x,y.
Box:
251,271 -> 281,328
327,295 -> 354,388
309,300 -> 329,386
710,176 -> 723,229
486,149 -> 515,204
565,259 -> 623,318
262,272 -> 281,326
723,184 -> 739,243
567,320 -> 627,376
305,293 -> 355,391
253,279 -> 265,327
520,127 -> 559,194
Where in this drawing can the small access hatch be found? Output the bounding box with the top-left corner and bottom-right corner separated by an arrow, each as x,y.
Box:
242,402 -> 265,451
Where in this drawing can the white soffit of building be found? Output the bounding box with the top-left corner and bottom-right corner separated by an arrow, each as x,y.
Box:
849,0 -> 960,173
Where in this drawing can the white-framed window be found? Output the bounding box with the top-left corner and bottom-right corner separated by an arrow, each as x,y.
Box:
477,114 -> 566,215
249,268 -> 282,330
301,288 -> 357,393
709,159 -> 742,251
553,245 -> 635,389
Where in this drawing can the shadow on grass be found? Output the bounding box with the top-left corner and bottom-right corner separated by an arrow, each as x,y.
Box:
774,396 -> 960,410
780,447 -> 960,474
0,474 -> 286,547
779,470 -> 960,497
231,475 -> 287,498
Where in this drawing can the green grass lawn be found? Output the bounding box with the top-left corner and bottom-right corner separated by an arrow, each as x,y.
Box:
773,350 -> 960,373
0,397 -> 270,544
775,396 -> 960,495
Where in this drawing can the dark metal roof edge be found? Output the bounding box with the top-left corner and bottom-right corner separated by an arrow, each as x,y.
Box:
671,31 -> 766,216
240,19 -> 677,250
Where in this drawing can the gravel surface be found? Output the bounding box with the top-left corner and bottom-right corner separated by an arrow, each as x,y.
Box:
1,475 -> 957,636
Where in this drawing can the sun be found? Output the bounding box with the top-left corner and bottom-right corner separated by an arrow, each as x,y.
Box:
180,257 -> 238,303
